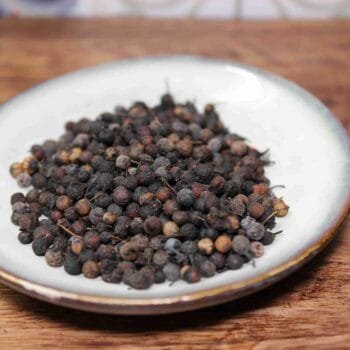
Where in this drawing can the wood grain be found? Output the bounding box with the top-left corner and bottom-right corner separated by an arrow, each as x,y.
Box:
0,19 -> 349,350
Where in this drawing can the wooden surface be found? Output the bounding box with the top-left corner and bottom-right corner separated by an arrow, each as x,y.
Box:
0,19 -> 349,349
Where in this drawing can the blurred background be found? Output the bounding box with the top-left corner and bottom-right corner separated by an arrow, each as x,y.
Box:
0,0 -> 350,19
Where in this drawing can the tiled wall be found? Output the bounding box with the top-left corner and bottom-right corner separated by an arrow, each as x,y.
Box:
1,0 -> 349,19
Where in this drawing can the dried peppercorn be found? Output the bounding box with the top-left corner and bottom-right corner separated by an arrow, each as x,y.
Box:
182,266 -> 201,283
163,221 -> 180,236
18,231 -> 33,244
197,238 -> 214,255
226,253 -> 244,270
215,235 -> 232,254
45,249 -> 64,267
250,241 -> 264,258
82,260 -> 100,278
163,263 -> 180,282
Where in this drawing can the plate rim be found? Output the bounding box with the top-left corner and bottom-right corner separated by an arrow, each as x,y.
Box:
0,54 -> 349,315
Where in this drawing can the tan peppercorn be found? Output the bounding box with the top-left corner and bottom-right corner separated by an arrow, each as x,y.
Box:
10,162 -> 23,178
230,141 -> 248,157
75,198 -> 91,216
70,236 -> 84,255
21,155 -> 35,174
162,221 -> 180,236
226,215 -> 240,231
103,212 -> 118,225
248,202 -> 265,219
69,147 -> 82,163
215,235 -> 232,253
197,238 -> 214,255
105,147 -> 119,160
81,164 -> 93,172
273,198 -> 289,217
168,133 -> 180,144
174,106 -> 185,117
180,265 -> 191,278
57,150 -> 70,164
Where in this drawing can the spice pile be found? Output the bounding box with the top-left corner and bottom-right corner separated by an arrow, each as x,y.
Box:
9,94 -> 288,289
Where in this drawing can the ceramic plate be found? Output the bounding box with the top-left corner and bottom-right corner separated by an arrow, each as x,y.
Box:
0,56 -> 349,315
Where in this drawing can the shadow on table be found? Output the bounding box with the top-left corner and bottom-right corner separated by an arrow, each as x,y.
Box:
6,218 -> 349,334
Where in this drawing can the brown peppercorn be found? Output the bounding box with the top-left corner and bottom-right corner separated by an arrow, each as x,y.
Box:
235,194 -> 249,205
176,137 -> 193,157
163,200 -> 179,216
10,162 -> 23,178
248,202 -> 265,219
252,183 -> 269,196
200,128 -> 214,143
129,142 -> 145,160
162,221 -> 180,236
155,187 -> 172,202
191,182 -> 206,198
84,231 -> 101,250
82,260 -> 100,278
172,211 -> 189,225
75,198 -> 91,216
56,195 -> 72,211
120,242 -> 138,261
71,220 -> 86,235
215,235 -> 232,253
144,216 -> 162,235
273,198 -> 289,217
197,238 -> 214,255
139,192 -> 154,205
112,186 -> 132,206
50,210 -> 63,223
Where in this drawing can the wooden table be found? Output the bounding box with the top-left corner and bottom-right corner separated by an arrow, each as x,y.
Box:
0,19 -> 349,349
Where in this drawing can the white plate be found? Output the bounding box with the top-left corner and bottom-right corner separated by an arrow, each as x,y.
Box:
0,55 -> 349,314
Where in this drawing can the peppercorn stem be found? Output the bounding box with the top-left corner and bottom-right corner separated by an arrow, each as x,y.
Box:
270,185 -> 286,190
90,192 -> 103,202
260,148 -> 270,157
262,211 -> 277,225
57,223 -> 78,237
161,178 -> 177,194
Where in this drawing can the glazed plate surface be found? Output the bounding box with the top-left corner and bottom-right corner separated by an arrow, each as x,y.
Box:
0,56 -> 348,314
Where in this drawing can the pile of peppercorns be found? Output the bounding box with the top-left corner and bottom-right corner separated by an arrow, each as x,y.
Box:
9,94 -> 289,289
